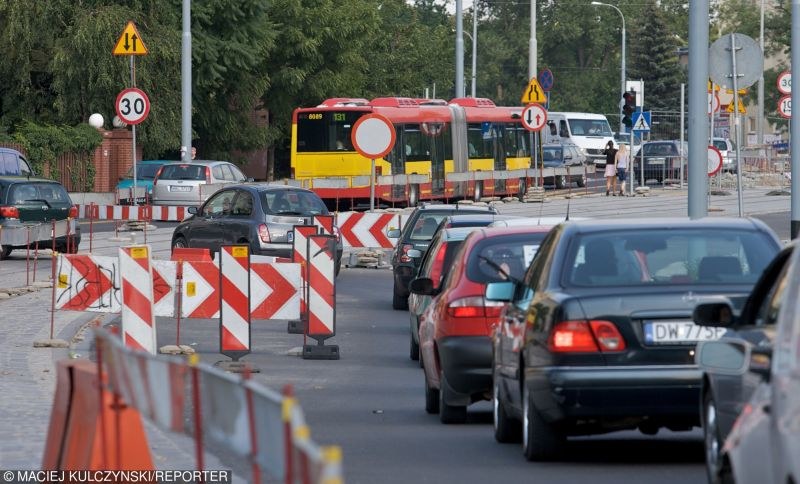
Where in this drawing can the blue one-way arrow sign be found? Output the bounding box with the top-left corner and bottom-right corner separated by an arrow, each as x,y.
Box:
632,111 -> 651,133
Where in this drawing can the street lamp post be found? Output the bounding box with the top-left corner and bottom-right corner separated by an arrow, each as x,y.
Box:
463,30 -> 477,97
591,2 -> 626,134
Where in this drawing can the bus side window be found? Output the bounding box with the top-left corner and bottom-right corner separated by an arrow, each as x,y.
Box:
560,120 -> 569,138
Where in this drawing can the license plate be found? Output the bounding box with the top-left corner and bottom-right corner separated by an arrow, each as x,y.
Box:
649,157 -> 665,165
644,321 -> 727,344
170,185 -> 191,192
287,231 -> 294,243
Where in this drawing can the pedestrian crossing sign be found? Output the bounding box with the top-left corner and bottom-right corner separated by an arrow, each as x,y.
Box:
632,111 -> 651,133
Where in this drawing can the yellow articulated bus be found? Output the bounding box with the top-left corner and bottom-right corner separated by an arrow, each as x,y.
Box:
291,97 -> 533,209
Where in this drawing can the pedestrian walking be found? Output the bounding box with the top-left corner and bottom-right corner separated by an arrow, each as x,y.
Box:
615,143 -> 629,196
603,141 -> 618,196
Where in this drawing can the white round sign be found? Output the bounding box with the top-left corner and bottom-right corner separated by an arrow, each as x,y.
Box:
351,114 -> 396,159
521,103 -> 547,132
115,88 -> 150,125
707,145 -> 723,177
778,95 -> 792,119
777,71 -> 792,95
707,92 -> 720,115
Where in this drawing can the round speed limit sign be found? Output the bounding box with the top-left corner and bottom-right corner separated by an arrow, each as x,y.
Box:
115,88 -> 151,125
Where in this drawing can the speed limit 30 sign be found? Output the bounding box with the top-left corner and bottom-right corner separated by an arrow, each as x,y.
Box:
115,88 -> 151,125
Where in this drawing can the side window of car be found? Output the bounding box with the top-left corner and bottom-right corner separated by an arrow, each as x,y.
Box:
229,164 -> 246,181
212,165 -> 226,181
2,153 -> 15,175
18,155 -> 32,175
203,191 -> 233,216
232,191 -> 253,216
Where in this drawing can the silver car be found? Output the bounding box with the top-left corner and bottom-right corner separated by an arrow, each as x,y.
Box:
151,160 -> 248,206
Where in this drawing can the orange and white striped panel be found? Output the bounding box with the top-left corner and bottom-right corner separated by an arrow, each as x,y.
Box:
119,245 -> 157,354
293,225 -> 318,322
307,235 -> 336,338
220,246 -> 251,357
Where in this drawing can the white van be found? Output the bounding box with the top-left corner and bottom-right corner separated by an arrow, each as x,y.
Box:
543,112 -> 615,167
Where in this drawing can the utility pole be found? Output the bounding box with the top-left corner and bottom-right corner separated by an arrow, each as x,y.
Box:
455,0 -> 465,98
688,0 -> 710,219
181,0 -> 192,162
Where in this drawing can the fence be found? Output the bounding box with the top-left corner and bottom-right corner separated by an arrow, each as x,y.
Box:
41,327 -> 343,483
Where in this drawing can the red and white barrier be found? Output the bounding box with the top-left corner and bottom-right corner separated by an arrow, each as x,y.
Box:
152,260 -> 177,318
180,260 -> 221,319
313,214 -> 335,236
219,246 -> 251,359
77,204 -> 191,222
119,246 -> 157,354
303,234 -> 339,360
337,212 -> 403,248
55,254 -> 119,312
293,225 -> 318,322
250,262 -> 301,320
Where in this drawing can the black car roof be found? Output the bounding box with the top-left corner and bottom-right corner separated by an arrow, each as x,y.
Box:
0,176 -> 61,186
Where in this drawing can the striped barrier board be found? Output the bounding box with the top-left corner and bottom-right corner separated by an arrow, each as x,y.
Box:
303,234 -> 338,360
337,212 -> 402,249
290,225 -> 318,335
76,204 -> 191,222
312,214 -> 335,237
119,246 -> 157,354
250,262 -> 301,320
219,246 -> 251,360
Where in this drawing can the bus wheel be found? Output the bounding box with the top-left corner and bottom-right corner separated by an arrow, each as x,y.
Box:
517,178 -> 527,200
408,184 -> 420,208
473,180 -> 484,202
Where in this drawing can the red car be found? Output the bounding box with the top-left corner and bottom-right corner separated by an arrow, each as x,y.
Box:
411,225 -> 552,424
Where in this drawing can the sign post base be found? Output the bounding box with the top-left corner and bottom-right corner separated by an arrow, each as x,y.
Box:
302,343 -> 340,360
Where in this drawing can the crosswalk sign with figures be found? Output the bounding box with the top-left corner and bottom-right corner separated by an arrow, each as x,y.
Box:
631,111 -> 651,133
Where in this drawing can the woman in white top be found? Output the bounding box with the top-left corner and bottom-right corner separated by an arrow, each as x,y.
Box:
614,143 -> 629,196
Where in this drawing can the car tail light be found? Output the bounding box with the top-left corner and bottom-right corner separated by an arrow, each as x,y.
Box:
0,206 -> 20,219
153,167 -> 163,186
429,243 -> 448,282
399,243 -> 413,263
205,167 -> 212,184
258,224 -> 271,243
444,296 -> 496,318
547,320 -> 626,353
68,205 -> 78,218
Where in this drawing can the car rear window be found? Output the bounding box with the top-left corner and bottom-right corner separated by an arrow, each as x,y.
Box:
158,164 -> 206,180
466,232 -> 547,283
261,190 -> 328,215
409,213 -> 450,241
8,182 -> 70,205
126,163 -> 165,179
565,229 -> 779,287
643,143 -> 678,156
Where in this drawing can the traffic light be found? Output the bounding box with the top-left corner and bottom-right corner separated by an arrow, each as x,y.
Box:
622,91 -> 636,128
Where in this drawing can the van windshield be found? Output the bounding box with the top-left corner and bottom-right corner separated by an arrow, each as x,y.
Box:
568,119 -> 612,137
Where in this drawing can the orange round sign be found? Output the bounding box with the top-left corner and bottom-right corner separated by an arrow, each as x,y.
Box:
351,114 -> 396,159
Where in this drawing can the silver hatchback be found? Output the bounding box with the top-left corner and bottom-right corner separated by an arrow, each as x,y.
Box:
151,160 -> 248,206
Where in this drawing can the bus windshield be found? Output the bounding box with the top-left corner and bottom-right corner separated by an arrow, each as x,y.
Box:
296,111 -> 365,152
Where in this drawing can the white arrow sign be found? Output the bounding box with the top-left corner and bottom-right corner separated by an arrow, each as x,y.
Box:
521,103 -> 547,132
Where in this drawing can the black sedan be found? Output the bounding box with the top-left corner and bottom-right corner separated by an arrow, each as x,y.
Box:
171,184 -> 342,273
486,218 -> 780,461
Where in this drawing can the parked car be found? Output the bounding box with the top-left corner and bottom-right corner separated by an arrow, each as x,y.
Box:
116,159 -> 173,205
0,147 -> 34,177
614,132 -> 642,153
632,140 -> 686,184
171,184 -> 342,274
486,218 -> 780,460
413,225 -> 552,423
694,242 -> 796,483
408,226 -> 479,362
152,160 -> 249,206
541,143 -> 587,189
388,203 -> 498,310
0,177 -> 80,259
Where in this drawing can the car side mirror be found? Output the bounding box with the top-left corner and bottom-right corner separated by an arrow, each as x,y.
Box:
247,177 -> 255,182
409,277 -> 436,296
485,281 -> 515,302
693,301 -> 737,327
187,206 -> 198,215
407,249 -> 422,259
387,229 -> 401,238
695,339 -> 749,375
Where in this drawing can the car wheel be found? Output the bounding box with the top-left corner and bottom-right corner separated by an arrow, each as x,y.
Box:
517,178 -> 527,199
410,332 -> 419,361
522,382 -> 564,461
555,175 -> 566,189
576,175 -> 586,188
424,371 -> 440,414
172,236 -> 187,252
0,245 -> 11,260
408,184 -> 420,208
704,390 -> 724,484
473,180 -> 484,202
439,372 -> 467,424
493,368 -> 521,443
392,281 -> 408,310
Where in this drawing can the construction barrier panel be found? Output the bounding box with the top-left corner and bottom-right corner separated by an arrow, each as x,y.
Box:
219,246 -> 252,360
303,234 -> 338,360
119,246 -> 158,354
336,212 -> 402,249
290,225 -> 318,334
87,328 -> 343,483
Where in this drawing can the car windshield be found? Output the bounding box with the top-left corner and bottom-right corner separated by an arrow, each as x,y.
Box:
466,233 -> 547,283
568,119 -> 612,136
158,164 -> 206,180
565,229 -> 778,287
125,163 -> 165,179
542,147 -> 563,164
409,213 -> 450,241
261,190 -> 328,215
9,182 -> 70,205
643,143 -> 679,156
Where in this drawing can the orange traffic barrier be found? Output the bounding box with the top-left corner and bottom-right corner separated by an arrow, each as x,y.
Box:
42,359 -> 154,471
171,247 -> 212,262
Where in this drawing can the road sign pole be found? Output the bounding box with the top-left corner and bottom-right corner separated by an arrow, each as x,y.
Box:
370,159 -> 375,212
130,56 -> 138,207
792,0 -> 800,238
730,33 -> 744,218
